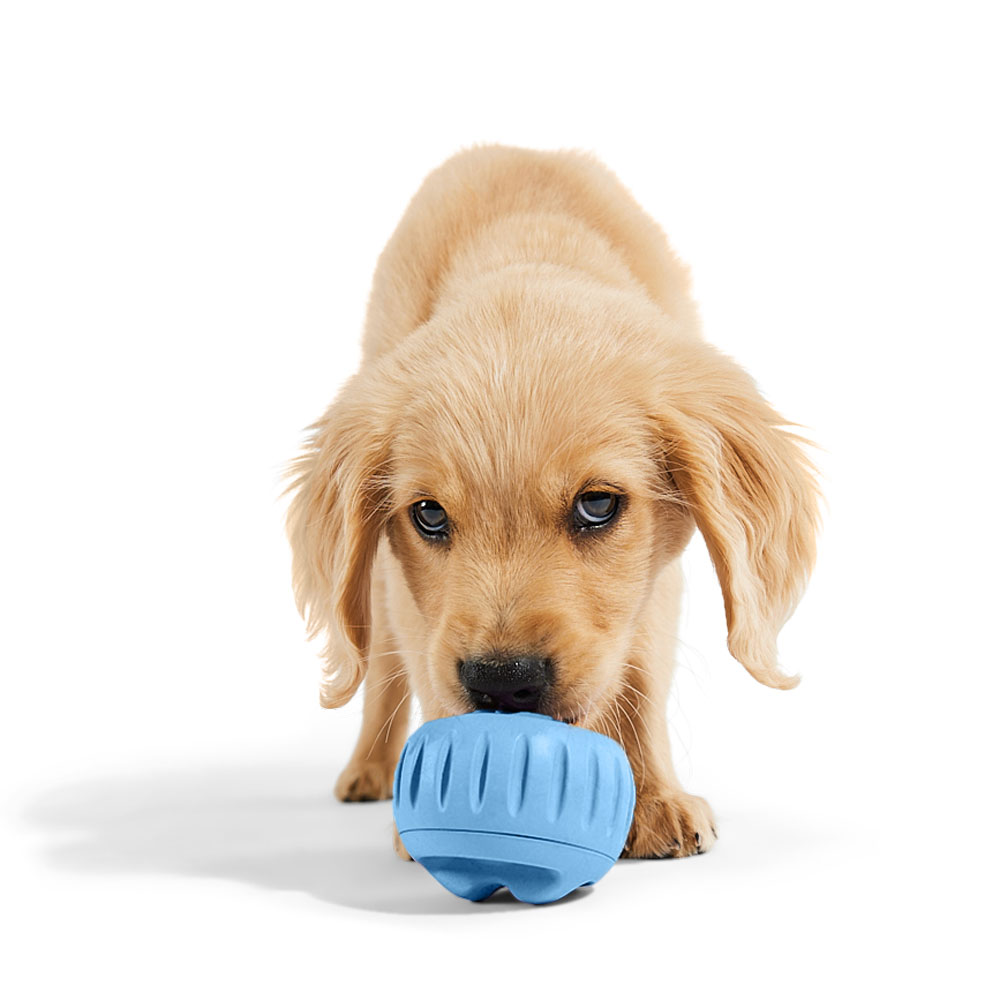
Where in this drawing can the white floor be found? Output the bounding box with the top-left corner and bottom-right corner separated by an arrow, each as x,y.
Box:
6,571 -> 995,998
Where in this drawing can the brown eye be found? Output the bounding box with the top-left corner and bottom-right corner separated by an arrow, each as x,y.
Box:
573,491 -> 621,530
411,499 -> 450,539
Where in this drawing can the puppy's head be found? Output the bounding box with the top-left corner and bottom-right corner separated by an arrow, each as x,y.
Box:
287,288 -> 818,717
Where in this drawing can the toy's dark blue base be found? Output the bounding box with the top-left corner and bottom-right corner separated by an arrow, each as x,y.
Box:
400,828 -> 614,904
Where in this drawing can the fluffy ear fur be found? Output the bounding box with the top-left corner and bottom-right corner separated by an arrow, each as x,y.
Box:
654,343 -> 820,689
285,379 -> 392,707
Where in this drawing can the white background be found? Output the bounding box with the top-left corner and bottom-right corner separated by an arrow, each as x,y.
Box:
2,1 -> 998,997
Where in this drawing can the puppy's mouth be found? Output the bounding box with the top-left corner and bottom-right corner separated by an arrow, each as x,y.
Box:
457,695 -> 584,726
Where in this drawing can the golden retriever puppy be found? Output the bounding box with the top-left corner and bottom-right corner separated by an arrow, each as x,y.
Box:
286,145 -> 819,858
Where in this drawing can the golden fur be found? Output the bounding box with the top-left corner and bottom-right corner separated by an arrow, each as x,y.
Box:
286,146 -> 819,858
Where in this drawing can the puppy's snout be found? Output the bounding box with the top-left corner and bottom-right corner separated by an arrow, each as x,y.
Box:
458,654 -> 553,713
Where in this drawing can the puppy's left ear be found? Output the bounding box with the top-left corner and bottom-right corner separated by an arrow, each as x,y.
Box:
654,343 -> 820,689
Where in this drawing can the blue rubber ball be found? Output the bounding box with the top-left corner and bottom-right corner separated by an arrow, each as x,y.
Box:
393,711 -> 636,904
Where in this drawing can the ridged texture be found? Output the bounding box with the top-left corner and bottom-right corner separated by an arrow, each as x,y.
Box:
437,738 -> 453,810
469,731 -> 490,813
547,741 -> 569,823
506,734 -> 530,817
393,712 -> 636,903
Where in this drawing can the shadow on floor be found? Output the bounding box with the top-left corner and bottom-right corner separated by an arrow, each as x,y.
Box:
21,761 -> 592,915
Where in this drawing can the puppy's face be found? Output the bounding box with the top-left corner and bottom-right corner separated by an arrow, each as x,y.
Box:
384,330 -> 694,722
287,287 -> 817,712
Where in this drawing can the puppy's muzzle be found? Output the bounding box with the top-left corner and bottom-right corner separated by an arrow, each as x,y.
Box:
458,654 -> 553,713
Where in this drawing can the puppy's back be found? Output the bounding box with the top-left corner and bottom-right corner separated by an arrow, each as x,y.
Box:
362,146 -> 698,362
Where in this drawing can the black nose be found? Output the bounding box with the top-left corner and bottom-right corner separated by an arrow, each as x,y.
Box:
458,654 -> 553,713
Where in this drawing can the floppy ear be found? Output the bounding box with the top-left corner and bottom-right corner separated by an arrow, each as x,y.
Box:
285,380 -> 392,708
654,344 -> 820,689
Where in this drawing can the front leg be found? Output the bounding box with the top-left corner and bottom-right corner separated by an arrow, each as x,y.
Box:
608,562 -> 716,857
334,621 -> 411,803
597,560 -> 716,855
602,664 -> 717,858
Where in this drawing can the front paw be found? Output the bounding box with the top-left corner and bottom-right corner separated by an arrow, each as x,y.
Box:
622,787 -> 717,859
334,758 -> 396,802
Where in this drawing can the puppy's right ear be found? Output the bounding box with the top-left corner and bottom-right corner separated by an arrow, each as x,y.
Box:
285,377 -> 392,708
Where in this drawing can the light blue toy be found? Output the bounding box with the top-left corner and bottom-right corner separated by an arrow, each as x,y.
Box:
393,711 -> 635,904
